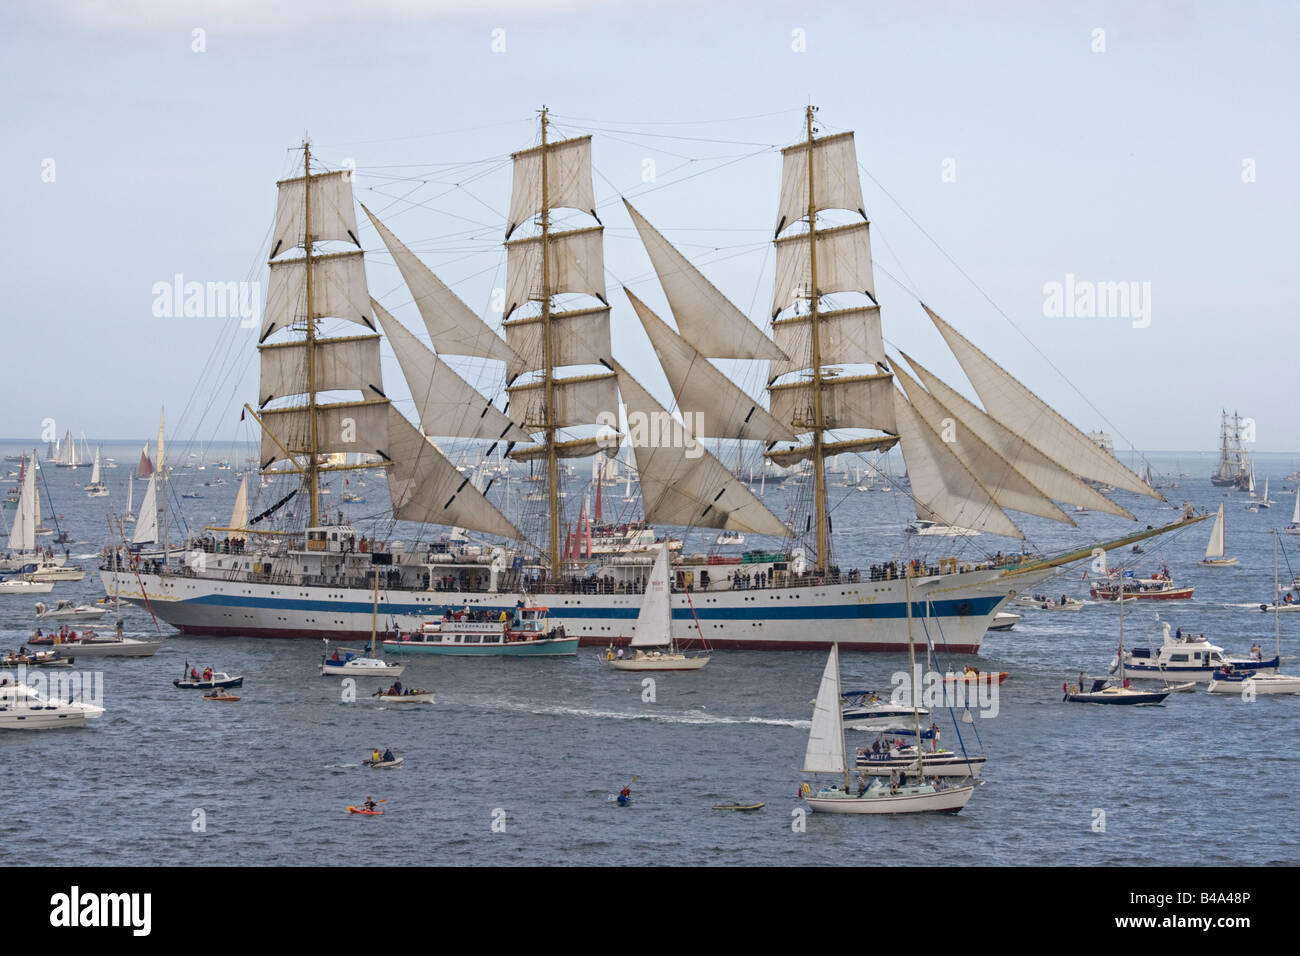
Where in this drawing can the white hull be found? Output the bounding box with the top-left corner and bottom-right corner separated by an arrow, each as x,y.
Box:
1207,674 -> 1300,695
806,783 -> 976,814
609,653 -> 709,671
99,564 -> 1030,653
0,581 -> 55,594
67,638 -> 163,658
320,658 -> 405,677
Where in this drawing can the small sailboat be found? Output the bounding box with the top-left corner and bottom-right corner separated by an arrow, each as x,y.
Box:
85,448 -> 109,497
1285,490 -> 1300,535
122,473 -> 136,522
799,645 -> 978,814
1258,476 -> 1272,509
607,546 -> 709,671
1065,590 -> 1170,705
1208,532 -> 1300,696
1200,503 -> 1239,567
320,570 -> 405,678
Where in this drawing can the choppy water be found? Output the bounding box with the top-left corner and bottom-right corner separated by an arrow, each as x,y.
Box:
3,443 -> 1299,865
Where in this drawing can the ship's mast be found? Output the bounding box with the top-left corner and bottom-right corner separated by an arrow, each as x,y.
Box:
303,140 -> 320,529
805,106 -> 829,570
540,108 -> 561,577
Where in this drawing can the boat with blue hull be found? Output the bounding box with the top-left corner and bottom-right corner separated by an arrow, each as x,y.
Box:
383,604 -> 577,657
1116,624 -> 1277,682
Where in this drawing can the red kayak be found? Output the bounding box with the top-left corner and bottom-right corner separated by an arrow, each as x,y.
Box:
347,806 -> 383,815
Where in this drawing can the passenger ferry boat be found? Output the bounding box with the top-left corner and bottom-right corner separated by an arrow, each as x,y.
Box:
383,604 -> 577,656
1090,568 -> 1194,601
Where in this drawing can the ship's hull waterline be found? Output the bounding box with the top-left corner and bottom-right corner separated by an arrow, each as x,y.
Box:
98,566 -> 1034,652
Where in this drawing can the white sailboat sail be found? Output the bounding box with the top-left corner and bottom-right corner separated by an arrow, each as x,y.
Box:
89,448 -> 102,485
133,475 -> 159,545
624,200 -> 786,362
7,458 -> 36,554
229,477 -> 249,541
623,287 -> 795,443
1205,503 -> 1226,560
899,350 -> 1132,519
613,362 -> 788,536
1292,489 -> 1299,524
802,644 -> 845,774
630,545 -> 672,648
926,307 -> 1159,501
385,407 -> 523,540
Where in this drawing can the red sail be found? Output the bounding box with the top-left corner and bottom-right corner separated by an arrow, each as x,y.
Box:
137,449 -> 155,477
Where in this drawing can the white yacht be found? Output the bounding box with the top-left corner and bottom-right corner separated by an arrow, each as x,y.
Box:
0,682 -> 104,730
1116,624 -> 1276,682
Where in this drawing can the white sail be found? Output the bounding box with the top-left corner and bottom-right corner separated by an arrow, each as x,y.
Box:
624,200 -> 786,361
506,135 -> 598,239
259,399 -> 389,467
772,222 -> 875,319
775,131 -> 867,236
802,644 -> 845,775
504,226 -> 607,320
892,389 -> 1023,538
89,447 -> 102,485
7,459 -> 36,553
1205,503 -> 1226,560
624,288 -> 795,443
261,250 -> 374,343
892,364 -> 1072,525
900,350 -> 1133,520
385,408 -> 522,540
503,305 -> 613,383
372,300 -> 529,443
768,373 -> 897,434
229,477 -> 249,539
133,475 -> 159,545
270,170 -> 361,259
630,545 -> 672,648
1293,489 -> 1299,524
927,307 -> 1159,500
56,429 -> 81,466
362,206 -> 519,364
126,473 -> 134,515
506,373 -> 619,432
258,334 -> 385,407
769,305 -> 887,380
613,362 -> 788,536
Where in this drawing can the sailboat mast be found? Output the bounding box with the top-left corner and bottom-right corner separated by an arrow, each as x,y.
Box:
303,140 -> 321,529
805,105 -> 829,570
904,575 -> 925,777
540,108 -> 561,577
1274,530 -> 1281,660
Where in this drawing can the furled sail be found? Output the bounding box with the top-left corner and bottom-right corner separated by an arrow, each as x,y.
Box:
775,131 -> 867,237
372,300 -> 528,443
624,200 -> 786,361
802,644 -> 845,775
362,206 -> 518,364
270,170 -> 361,259
260,250 -> 374,343
767,435 -> 897,468
624,288 -> 795,443
768,373 -> 897,434
503,305 -> 613,383
507,436 -> 617,462
892,388 -> 1023,538
926,307 -> 1159,501
769,305 -> 887,380
613,362 -> 788,536
772,222 -> 875,318
504,226 -> 607,319
258,334 -> 385,407
133,474 -> 159,545
506,135 -> 598,239
259,399 -> 389,468
385,407 -> 522,540
892,364 -> 1072,525
506,373 -> 619,432
899,351 -> 1132,519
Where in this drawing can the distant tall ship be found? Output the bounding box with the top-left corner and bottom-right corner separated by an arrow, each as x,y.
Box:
100,108 -> 1194,651
1211,410 -> 1251,488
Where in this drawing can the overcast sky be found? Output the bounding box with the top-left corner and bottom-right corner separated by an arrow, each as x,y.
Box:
3,0 -> 1296,456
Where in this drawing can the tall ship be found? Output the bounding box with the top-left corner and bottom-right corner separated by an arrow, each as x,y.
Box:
99,109 -> 1194,651
1211,409 -> 1251,488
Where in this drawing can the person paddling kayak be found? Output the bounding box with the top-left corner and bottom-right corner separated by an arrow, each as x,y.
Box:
362,796 -> 378,812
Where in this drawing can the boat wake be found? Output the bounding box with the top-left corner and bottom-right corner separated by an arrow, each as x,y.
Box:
485,697 -> 806,728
